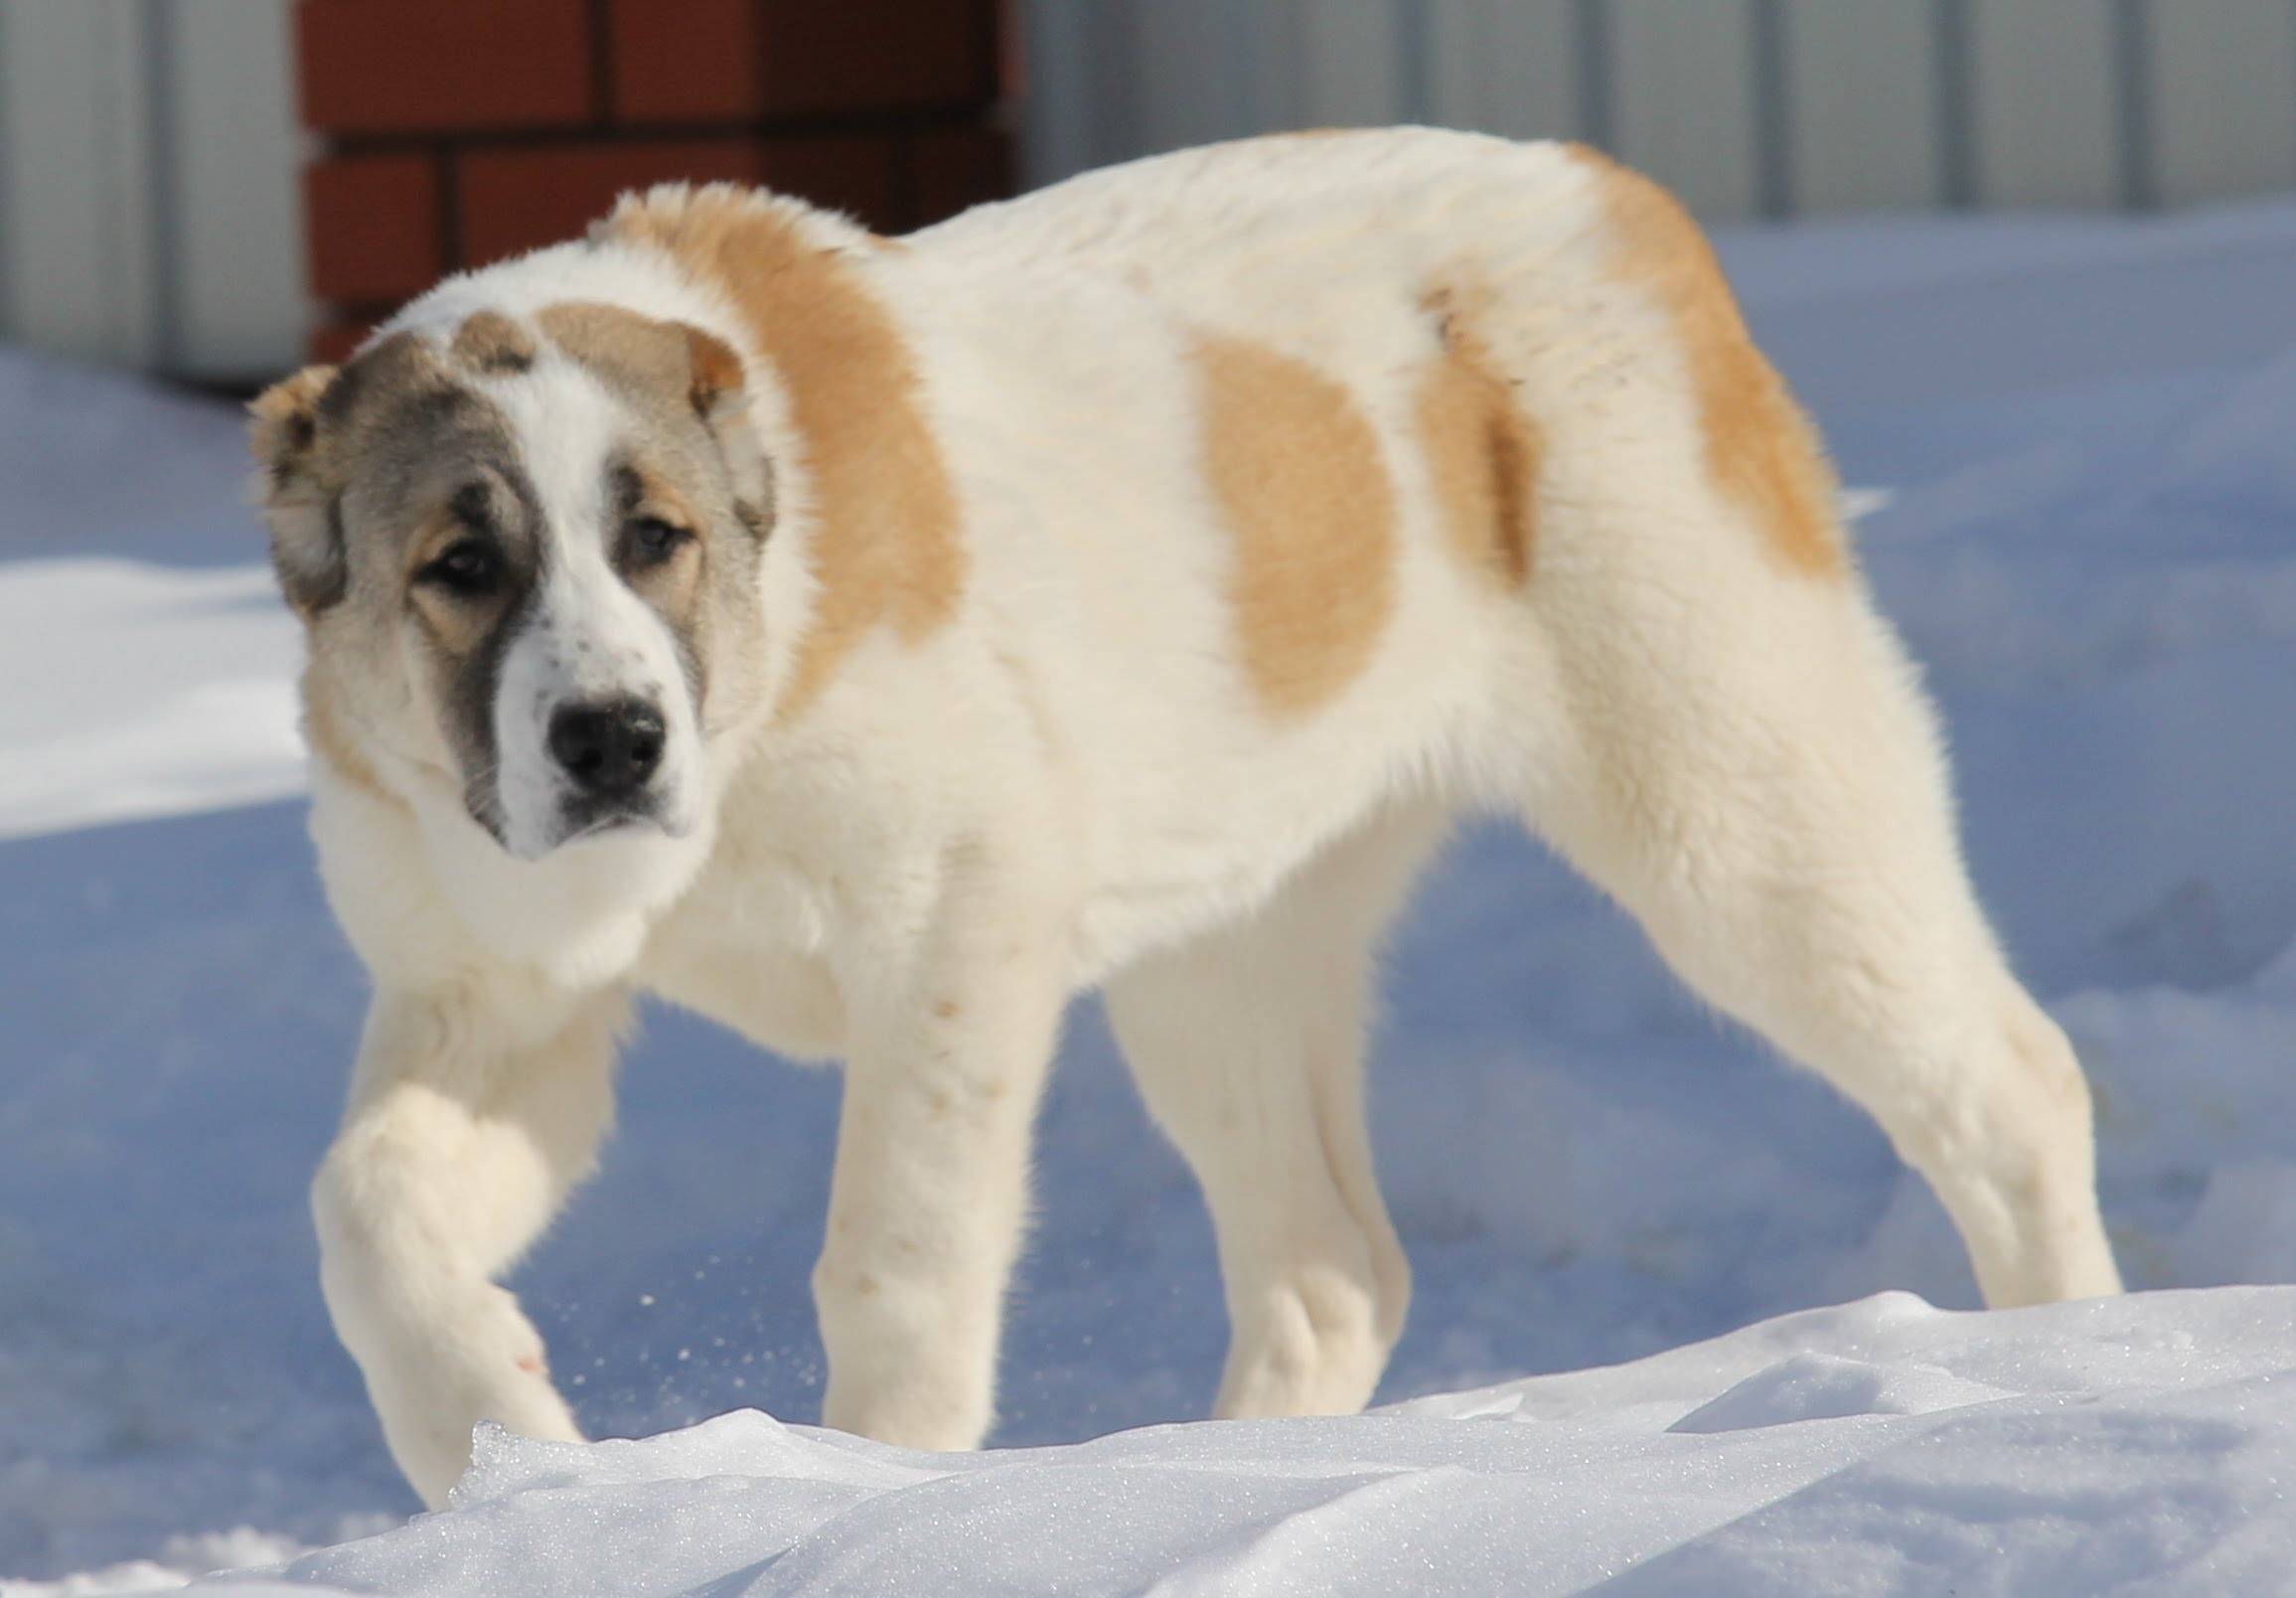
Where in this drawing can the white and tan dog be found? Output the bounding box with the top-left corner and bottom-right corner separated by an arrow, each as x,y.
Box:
252,129 -> 2122,1508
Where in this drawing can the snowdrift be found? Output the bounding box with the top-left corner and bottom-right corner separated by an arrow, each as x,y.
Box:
182,1290 -> 2296,1595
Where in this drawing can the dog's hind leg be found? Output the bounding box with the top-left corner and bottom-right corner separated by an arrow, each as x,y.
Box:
311,982 -> 623,1508
1514,518 -> 2121,1308
1105,803 -> 1447,1419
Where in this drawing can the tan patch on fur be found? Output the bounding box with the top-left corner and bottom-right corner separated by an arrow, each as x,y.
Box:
683,326 -> 745,411
449,310 -> 536,374
299,684 -> 403,810
602,187 -> 965,721
1569,145 -> 1844,576
402,512 -> 511,659
1192,334 -> 1396,716
248,365 -> 338,472
1416,286 -> 1541,586
536,301 -> 668,383
249,365 -> 349,616
535,301 -> 743,417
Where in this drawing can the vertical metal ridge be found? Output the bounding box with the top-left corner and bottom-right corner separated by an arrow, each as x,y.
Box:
1016,0 -> 1095,186
1223,0 -> 1275,137
90,1 -> 135,363
1573,0 -> 1615,151
2111,0 -> 2159,210
1749,0 -> 1794,218
1100,0 -> 1149,159
140,0 -> 182,373
0,4 -> 16,341
1932,0 -> 1977,207
1394,0 -> 1435,127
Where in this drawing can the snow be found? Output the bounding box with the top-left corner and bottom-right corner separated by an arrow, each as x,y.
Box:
0,561 -> 303,842
152,1289 -> 2291,1596
8,196 -> 2296,1591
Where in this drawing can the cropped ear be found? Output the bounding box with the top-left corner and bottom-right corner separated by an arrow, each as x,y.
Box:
683,326 -> 772,536
248,365 -> 347,617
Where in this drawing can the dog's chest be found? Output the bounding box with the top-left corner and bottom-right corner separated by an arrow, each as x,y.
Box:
636,846 -> 847,1062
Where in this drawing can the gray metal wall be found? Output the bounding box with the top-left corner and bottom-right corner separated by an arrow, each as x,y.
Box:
0,0 -> 304,380
6,3 -> 2296,375
1023,0 -> 2296,220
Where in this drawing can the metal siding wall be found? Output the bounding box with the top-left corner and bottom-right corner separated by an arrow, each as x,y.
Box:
1607,0 -> 1763,221
1127,0 -> 1259,160
1780,0 -> 1944,213
0,0 -> 161,367
2150,0 -> 2296,206
167,0 -> 310,376
1422,0 -> 1584,143
11,0 -> 2296,374
1967,0 -> 2124,207
1287,0 -> 1410,126
1017,0 -> 1129,186
1025,0 -> 2296,225
0,0 -> 302,378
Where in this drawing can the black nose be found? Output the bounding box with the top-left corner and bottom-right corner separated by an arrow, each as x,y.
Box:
547,698 -> 666,797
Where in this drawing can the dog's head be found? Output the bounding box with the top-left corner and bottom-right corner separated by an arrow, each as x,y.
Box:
252,302 -> 772,862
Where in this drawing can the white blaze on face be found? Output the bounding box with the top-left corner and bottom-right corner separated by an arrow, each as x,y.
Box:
484,359 -> 705,861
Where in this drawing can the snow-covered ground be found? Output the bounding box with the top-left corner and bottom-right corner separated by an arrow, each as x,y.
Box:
159,1289 -> 2296,1595
7,196 -> 2296,1592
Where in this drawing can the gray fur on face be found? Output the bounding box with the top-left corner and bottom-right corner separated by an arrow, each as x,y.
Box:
252,308 -> 775,851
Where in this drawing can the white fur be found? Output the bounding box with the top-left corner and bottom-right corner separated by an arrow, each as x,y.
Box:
298,130 -> 2121,1509
483,360 -> 706,860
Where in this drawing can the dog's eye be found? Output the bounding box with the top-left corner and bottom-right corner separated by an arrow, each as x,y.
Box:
626,517 -> 692,568
418,539 -> 501,596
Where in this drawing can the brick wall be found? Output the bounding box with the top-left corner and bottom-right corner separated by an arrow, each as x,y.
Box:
298,0 -> 1012,363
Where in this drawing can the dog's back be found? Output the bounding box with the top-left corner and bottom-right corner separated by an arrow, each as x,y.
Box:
656,130 -> 1848,977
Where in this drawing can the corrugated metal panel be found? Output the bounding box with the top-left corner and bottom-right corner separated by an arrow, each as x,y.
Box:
1780,0 -> 1944,213
0,0 -> 302,379
1024,0 -> 2296,228
165,0 -> 310,376
2151,0 -> 2296,206
12,0 -> 2296,375
1286,0 -> 1411,127
1421,0 -> 1584,143
0,0 -> 163,367
1016,0 -> 1127,186
1607,0 -> 1763,221
1967,0 -> 2124,207
1126,0 -> 1260,161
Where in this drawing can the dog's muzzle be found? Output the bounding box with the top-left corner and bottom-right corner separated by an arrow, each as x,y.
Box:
548,696 -> 665,797
545,695 -> 673,840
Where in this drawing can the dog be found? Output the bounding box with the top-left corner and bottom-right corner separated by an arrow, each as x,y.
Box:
251,129 -> 2123,1508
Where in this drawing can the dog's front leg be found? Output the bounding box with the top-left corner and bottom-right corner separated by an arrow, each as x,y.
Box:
813,884 -> 1070,1452
312,981 -> 624,1508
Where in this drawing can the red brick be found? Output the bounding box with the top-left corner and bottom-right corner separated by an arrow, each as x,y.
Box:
757,0 -> 1000,115
457,139 -> 765,266
310,309 -> 393,367
757,135 -> 901,231
909,124 -> 1010,228
456,135 -> 903,265
304,154 -> 444,304
605,0 -> 760,123
299,0 -> 598,135
610,0 -> 996,123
